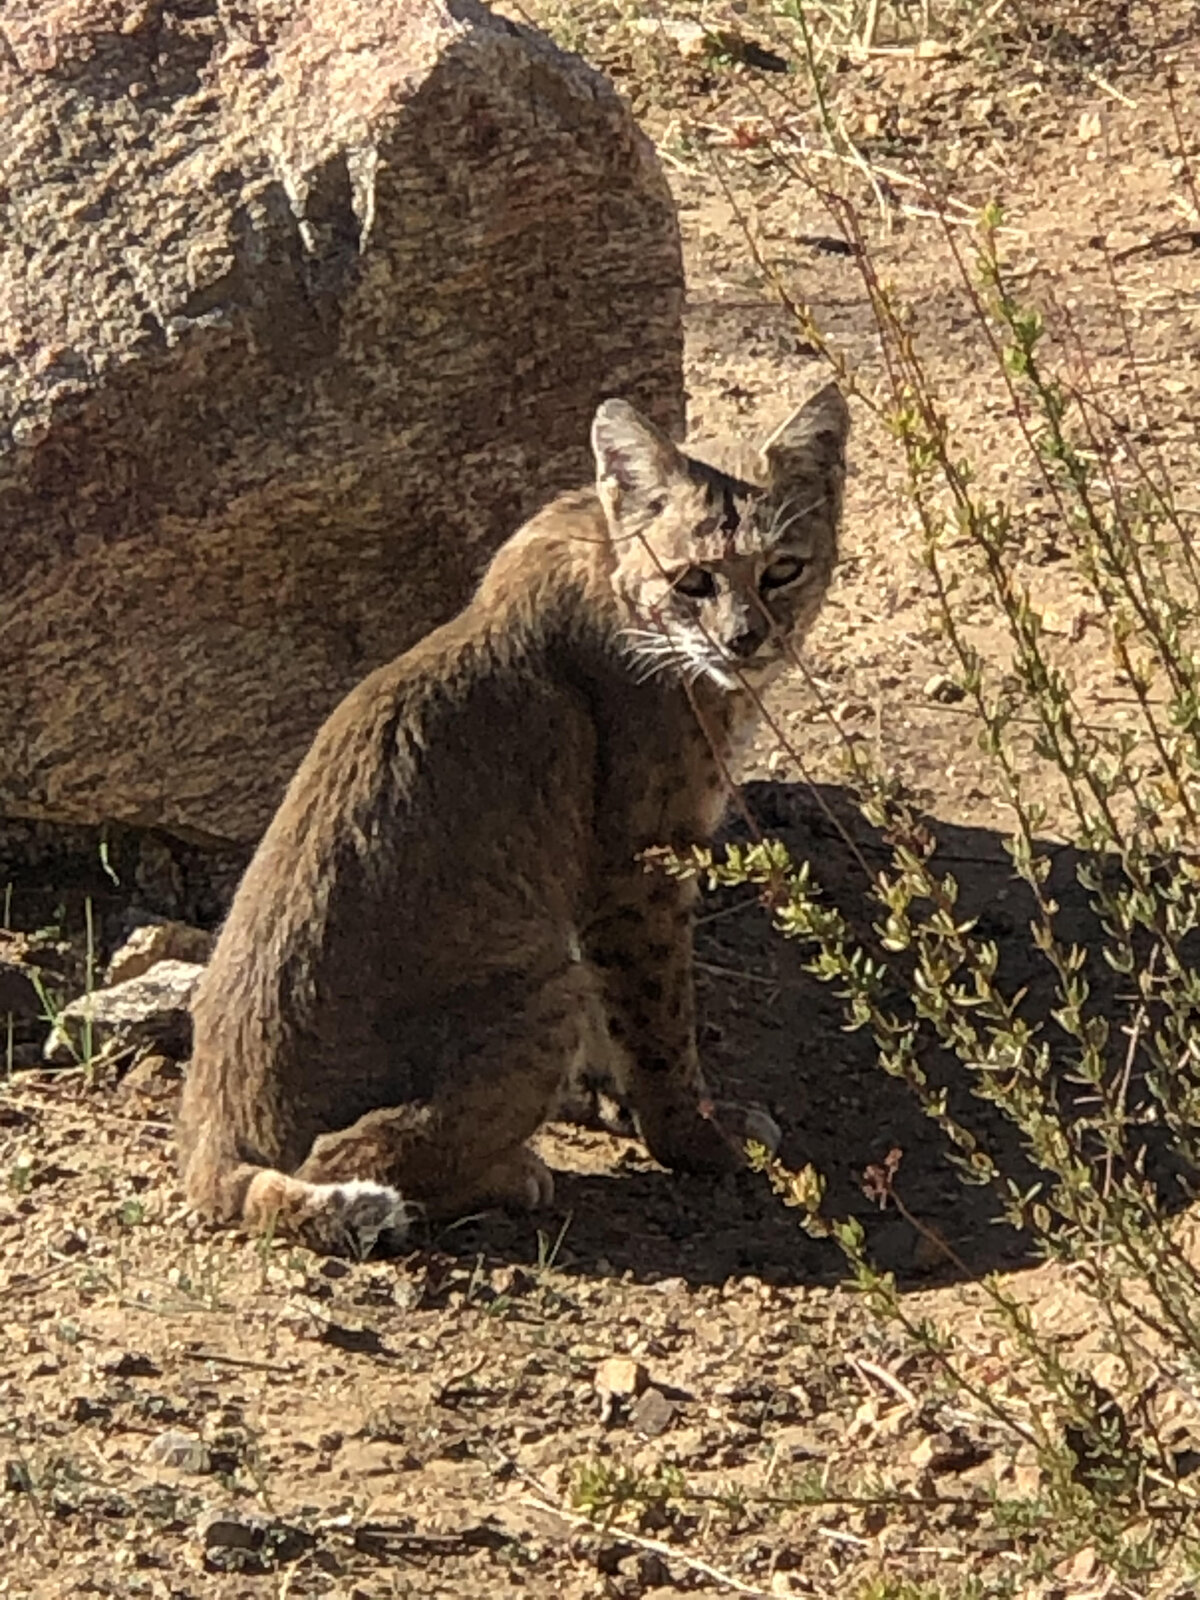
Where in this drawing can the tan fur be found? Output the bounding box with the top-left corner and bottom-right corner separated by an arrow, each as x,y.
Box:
176,384 -> 851,1256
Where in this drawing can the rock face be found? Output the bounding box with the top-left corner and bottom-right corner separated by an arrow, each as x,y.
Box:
0,0 -> 685,845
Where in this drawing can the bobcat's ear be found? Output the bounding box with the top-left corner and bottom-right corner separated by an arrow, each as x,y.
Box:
591,399 -> 684,513
757,382 -> 850,492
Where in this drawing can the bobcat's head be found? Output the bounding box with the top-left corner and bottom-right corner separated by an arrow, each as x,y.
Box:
591,384 -> 850,692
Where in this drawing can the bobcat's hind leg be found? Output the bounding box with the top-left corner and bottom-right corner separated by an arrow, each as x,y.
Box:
296,1085 -> 560,1223
297,963 -> 592,1222
299,1115 -> 557,1221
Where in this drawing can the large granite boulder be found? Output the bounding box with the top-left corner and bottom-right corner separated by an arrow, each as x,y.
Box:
0,0 -> 684,845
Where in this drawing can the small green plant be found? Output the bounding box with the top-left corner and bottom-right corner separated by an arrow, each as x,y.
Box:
8,1151 -> 35,1196
535,1211 -> 573,1276
857,1581 -> 979,1600
571,1458 -> 688,1526
82,894 -> 96,1070
27,895 -> 99,1076
3,883 -> 19,1077
98,829 -> 120,888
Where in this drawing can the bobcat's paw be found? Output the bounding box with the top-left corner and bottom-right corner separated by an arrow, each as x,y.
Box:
478,1146 -> 556,1212
521,1150 -> 557,1210
298,1179 -> 414,1260
639,1104 -> 743,1177
711,1101 -> 782,1158
245,1170 -> 414,1258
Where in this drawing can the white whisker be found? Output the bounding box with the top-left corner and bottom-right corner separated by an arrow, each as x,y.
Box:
621,613 -> 750,697
630,651 -> 677,685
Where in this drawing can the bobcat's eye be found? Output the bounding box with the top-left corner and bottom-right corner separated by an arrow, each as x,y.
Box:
760,555 -> 806,590
673,566 -> 717,600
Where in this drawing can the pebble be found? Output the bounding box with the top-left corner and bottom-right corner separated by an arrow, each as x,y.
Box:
630,1386 -> 676,1438
200,1510 -> 268,1553
144,1429 -> 211,1474
923,672 -> 966,704
594,1355 -> 649,1424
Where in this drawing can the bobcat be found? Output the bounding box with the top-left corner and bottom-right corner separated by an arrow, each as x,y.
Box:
177,383 -> 850,1256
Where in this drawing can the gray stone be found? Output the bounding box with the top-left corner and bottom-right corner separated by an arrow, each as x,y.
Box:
105,921 -> 214,986
44,958 -> 202,1064
0,0 -> 685,845
923,673 -> 966,704
630,1386 -> 676,1438
199,1508 -> 314,1569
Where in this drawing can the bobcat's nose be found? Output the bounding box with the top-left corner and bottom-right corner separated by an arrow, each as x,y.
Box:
726,627 -> 766,659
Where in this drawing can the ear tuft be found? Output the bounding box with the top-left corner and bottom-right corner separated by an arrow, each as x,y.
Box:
757,382 -> 850,488
591,399 -> 682,503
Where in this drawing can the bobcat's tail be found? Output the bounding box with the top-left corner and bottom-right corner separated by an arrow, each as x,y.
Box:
180,1127 -> 413,1260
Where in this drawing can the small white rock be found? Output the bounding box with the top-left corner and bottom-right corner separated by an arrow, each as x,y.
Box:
144,1429 -> 210,1473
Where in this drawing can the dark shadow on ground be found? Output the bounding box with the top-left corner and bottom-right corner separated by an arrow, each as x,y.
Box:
440,779 -> 1196,1292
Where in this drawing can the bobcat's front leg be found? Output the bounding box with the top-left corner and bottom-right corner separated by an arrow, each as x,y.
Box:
586,867 -> 739,1176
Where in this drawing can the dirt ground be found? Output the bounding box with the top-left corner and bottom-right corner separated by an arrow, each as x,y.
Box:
3,1 -> 1200,1595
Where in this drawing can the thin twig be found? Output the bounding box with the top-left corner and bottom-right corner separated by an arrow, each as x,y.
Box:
850,1353 -> 920,1410
695,959 -> 780,989
523,1496 -> 780,1596
180,1348 -> 298,1375
657,145 -> 706,178
1102,946 -> 1154,1200
695,896 -> 763,927
1087,70 -> 1137,109
1112,228 -> 1200,263
816,1524 -> 871,1547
